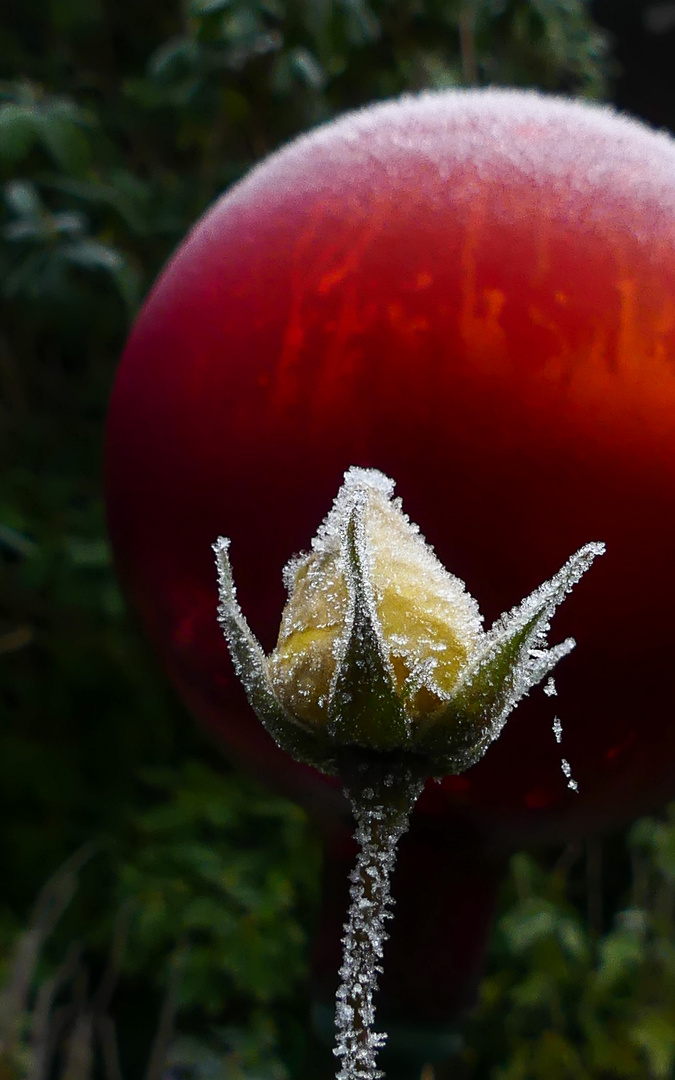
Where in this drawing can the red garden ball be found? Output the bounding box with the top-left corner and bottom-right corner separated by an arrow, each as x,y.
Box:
106,88 -> 675,842
106,88 -> 675,1034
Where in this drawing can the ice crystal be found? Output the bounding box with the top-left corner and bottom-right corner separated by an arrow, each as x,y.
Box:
334,769 -> 425,1080
224,88 -> 675,261
544,677 -> 557,697
551,713 -> 578,790
561,757 -> 579,793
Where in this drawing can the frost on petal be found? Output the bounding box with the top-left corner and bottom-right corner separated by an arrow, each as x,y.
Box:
213,537 -> 336,772
269,465 -> 484,731
359,473 -> 484,712
267,474 -> 370,726
268,545 -> 349,725
412,542 -> 605,774
329,467 -> 483,715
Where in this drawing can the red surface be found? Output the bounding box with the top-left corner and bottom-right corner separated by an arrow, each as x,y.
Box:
106,89 -> 675,846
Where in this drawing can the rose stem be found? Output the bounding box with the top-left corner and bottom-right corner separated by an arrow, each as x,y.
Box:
334,760 -> 426,1080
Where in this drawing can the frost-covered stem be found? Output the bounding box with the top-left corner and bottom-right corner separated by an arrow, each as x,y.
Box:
334,760 -> 426,1080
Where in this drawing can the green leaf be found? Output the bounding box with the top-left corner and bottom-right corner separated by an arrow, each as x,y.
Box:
65,537 -> 111,568
190,0 -> 235,13
60,239 -> 125,272
0,104 -> 37,166
596,916 -> 647,992
34,111 -> 91,174
3,179 -> 42,217
630,1011 -> 675,1080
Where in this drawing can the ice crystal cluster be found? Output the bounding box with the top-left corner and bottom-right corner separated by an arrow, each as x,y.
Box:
213,466 -> 604,778
334,771 -> 425,1080
232,88 -> 675,258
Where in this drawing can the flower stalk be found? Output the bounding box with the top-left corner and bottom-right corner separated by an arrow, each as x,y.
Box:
334,757 -> 426,1080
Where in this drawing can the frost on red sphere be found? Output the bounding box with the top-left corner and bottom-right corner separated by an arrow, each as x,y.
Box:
106,89 -> 675,844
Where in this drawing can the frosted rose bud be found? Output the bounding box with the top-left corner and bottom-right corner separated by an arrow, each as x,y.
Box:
268,469 -> 483,723
213,468 -> 603,777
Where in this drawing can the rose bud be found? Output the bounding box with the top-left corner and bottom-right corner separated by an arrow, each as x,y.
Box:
213,466 -> 603,778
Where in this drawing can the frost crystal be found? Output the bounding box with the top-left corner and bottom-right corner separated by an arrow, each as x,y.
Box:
552,715 -> 579,789
561,757 -> 579,793
544,677 -> 557,697
233,88 -> 675,267
333,768 -> 425,1080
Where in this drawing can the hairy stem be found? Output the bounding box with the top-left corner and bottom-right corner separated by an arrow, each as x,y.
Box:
334,762 -> 426,1080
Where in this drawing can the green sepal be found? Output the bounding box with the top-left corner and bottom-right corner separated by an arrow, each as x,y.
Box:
327,498 -> 410,752
412,542 -> 603,774
213,538 -> 338,775
411,612 -> 570,774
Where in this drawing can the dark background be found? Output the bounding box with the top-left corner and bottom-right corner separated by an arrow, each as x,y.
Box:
2,1 -> 675,1077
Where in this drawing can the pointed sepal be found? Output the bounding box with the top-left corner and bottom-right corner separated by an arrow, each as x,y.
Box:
213,537 -> 337,773
327,495 -> 410,752
412,542 -> 605,773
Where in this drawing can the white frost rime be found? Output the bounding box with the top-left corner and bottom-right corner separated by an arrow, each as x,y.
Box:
561,756 -> 579,793
334,772 -> 424,1080
551,714 -> 579,791
544,677 -> 557,697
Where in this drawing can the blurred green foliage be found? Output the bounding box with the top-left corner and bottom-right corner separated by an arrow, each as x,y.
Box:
0,0 -> 650,1076
467,812 -> 675,1080
0,766 -> 319,1079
